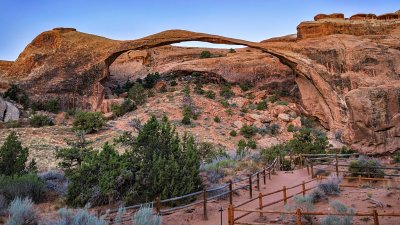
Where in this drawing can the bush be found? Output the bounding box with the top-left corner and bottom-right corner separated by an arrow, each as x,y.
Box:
247,139 -> 257,149
111,98 -> 136,117
348,156 -> 384,178
318,176 -> 341,195
0,174 -> 44,203
220,85 -> 234,99
0,132 -> 28,176
44,99 -> 60,113
268,94 -> 279,103
321,201 -> 354,225
394,152 -> 400,163
198,142 -> 228,163
256,100 -> 267,110
133,204 -> 162,225
48,207 -> 108,225
228,48 -> 236,53
73,112 -> 106,133
142,73 -> 160,89
4,121 -> 21,128
240,125 -> 256,138
276,100 -> 288,106
286,195 -> 314,223
181,113 -> 191,125
170,80 -> 178,86
309,188 -> 327,203
29,114 -> 54,127
213,116 -> 221,123
269,123 -> 280,135
205,90 -> 216,99
128,83 -> 147,105
229,130 -> 237,137
194,83 -> 205,95
287,124 -> 299,132
39,170 -> 68,196
261,144 -> 286,164
240,107 -> 248,113
66,116 -> 202,207
4,197 -> 38,225
4,85 -> 29,108
239,83 -> 252,91
219,99 -> 229,108
200,51 -> 212,58
287,127 -> 329,155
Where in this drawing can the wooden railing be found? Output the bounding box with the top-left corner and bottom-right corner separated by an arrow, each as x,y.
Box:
103,158 -> 278,223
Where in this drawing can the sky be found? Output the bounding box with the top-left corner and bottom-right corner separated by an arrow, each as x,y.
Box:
0,0 -> 399,60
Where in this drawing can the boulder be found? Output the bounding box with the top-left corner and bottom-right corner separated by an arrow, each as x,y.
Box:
229,97 -> 250,108
291,117 -> 302,127
4,102 -> 19,122
233,120 -> 244,129
258,137 -> 281,149
0,97 -> 6,121
278,113 -> 290,122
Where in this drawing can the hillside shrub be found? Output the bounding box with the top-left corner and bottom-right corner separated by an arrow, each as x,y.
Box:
197,142 -> 228,163
4,84 -> 29,108
4,197 -> 38,225
229,130 -> 237,137
200,51 -> 212,58
44,99 -> 60,113
213,116 -> 221,123
143,73 -> 160,89
111,98 -> 136,117
73,112 -> 106,133
48,207 -> 108,225
128,83 -> 147,105
286,195 -> 314,223
318,176 -> 341,195
247,139 -> 257,149
39,170 -> 68,196
276,100 -> 288,106
240,125 -> 256,138
256,100 -> 267,110
0,174 -> 44,203
0,132 -> 28,176
239,82 -> 252,91
287,127 -> 329,155
220,85 -> 234,99
29,114 -> 54,127
4,121 -> 21,128
228,48 -> 236,53
205,90 -> 215,99
348,156 -> 384,178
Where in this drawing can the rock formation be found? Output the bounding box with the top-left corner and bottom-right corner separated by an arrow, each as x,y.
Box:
2,12 -> 400,154
0,97 -> 19,122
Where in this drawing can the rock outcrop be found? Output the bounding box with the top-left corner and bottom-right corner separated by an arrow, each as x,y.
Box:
2,11 -> 400,154
0,97 -> 19,122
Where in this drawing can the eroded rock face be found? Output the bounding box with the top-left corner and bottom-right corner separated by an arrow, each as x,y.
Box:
2,11 -> 400,154
0,97 -> 19,122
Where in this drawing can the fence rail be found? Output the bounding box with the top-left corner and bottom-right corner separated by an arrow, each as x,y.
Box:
104,158 -> 278,221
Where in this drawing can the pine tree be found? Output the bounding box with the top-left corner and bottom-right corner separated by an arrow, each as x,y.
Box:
0,132 -> 29,176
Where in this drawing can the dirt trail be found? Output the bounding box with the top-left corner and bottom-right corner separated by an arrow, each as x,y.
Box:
163,168 -> 313,225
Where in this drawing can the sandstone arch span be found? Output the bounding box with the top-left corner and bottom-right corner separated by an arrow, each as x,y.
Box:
4,27 -> 400,153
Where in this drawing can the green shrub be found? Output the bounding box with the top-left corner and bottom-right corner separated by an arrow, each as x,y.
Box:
269,123 -> 280,135
44,99 -> 60,113
159,84 -> 167,93
4,84 -> 29,108
170,80 -> 178,86
261,144 -> 287,164
29,114 -> 53,127
213,116 -> 221,123
220,85 -> 234,99
240,107 -> 248,113
348,156 -> 384,178
4,120 -> 21,128
236,139 -> 248,159
256,100 -> 267,110
287,124 -> 296,132
240,125 -> 256,138
66,116 -> 202,207
143,73 -> 160,89
321,201 -> 354,225
287,128 -> 329,155
276,100 -> 288,106
300,116 -> 316,128
247,139 -> 257,149
0,132 -> 28,176
394,151 -> 400,163
286,195 -> 314,223
111,98 -> 136,117
128,83 -> 147,105
228,48 -> 236,53
0,174 -> 44,203
200,50 -> 212,58
239,82 -> 252,91
197,142 -> 228,163
194,83 -> 205,95
318,176 -> 341,195
219,99 -> 230,108
268,94 -> 279,103
182,84 -> 190,95
182,113 -> 191,125
205,90 -> 216,99
230,130 -> 237,137
73,112 -> 106,133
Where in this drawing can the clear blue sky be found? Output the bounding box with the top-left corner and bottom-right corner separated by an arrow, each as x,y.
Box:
1,0 -> 398,60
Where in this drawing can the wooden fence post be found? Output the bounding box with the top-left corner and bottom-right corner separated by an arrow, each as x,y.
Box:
358,175 -> 362,187
203,189 -> 208,220
335,153 -> 339,177
249,175 -> 253,199
296,208 -> 302,225
257,173 -> 260,191
263,168 -> 266,185
302,181 -> 306,196
310,162 -> 314,178
306,158 -> 310,175
155,197 -> 161,214
229,180 -> 233,205
228,204 -> 234,225
373,210 -> 379,225
283,186 -> 287,205
258,192 -> 263,217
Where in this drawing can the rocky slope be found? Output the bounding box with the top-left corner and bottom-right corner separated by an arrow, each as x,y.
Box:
1,11 -> 399,154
